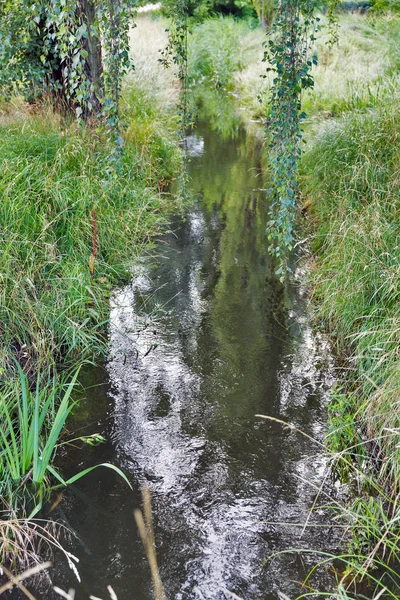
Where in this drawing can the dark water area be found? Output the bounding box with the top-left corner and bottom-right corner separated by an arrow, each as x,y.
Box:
46,123 -> 337,599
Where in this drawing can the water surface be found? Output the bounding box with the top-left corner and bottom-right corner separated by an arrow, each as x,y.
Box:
52,122 -> 335,600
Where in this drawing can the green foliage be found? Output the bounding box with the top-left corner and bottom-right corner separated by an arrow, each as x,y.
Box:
0,0 -> 134,133
0,1 -> 47,98
161,0 -> 258,21
186,16 -> 255,135
160,0 -> 189,102
188,17 -> 247,89
264,0 -> 318,274
326,389 -> 366,480
42,0 -> 97,115
0,102 -> 179,378
371,0 -> 400,11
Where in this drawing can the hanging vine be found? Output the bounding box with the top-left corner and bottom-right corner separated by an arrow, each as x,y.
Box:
327,0 -> 341,46
98,0 -> 133,150
264,0 -> 318,277
264,0 -> 340,278
160,0 -> 190,133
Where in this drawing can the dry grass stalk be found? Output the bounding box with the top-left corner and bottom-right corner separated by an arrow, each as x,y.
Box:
53,586 -> 75,600
0,561 -> 51,597
134,488 -> 165,600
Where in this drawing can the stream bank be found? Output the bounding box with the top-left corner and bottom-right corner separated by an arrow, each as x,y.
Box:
300,95 -> 400,595
0,86 -> 180,540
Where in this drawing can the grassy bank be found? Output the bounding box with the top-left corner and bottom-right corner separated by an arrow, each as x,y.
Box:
300,95 -> 400,595
0,108 -> 177,377
0,14 -> 180,539
295,13 -> 400,597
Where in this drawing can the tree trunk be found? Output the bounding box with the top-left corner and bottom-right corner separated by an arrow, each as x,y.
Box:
261,6 -> 267,30
79,0 -> 104,115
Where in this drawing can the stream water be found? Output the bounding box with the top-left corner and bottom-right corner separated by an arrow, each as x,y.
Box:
50,122 -> 336,599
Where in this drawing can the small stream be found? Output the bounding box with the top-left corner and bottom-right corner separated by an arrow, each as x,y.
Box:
51,122 -> 336,599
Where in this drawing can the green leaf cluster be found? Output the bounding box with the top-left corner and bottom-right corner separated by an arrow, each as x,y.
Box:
264,0 -> 319,274
0,0 -> 134,130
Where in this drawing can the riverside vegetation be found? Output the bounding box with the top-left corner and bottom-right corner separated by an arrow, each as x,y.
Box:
0,7 -> 181,575
2,1 -> 400,598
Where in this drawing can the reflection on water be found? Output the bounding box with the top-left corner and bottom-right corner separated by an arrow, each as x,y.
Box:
51,123 -> 335,600
192,89 -> 242,138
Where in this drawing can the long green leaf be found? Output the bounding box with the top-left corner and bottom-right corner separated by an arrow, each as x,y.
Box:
32,376 -> 41,482
47,464 -> 67,486
0,396 -> 20,480
34,368 -> 80,483
51,463 -> 132,490
28,501 -> 43,519
15,362 -> 29,471
0,423 -> 19,480
27,384 -> 55,470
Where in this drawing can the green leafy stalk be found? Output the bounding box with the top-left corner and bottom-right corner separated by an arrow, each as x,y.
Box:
264,0 -> 318,277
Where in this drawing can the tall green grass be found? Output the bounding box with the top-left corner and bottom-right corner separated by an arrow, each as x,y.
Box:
187,17 -> 261,134
302,15 -> 400,120
188,17 -> 249,90
0,97 -> 179,377
301,86 -> 400,593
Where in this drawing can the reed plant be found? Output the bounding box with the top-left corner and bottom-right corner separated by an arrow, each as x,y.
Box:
0,365 -> 132,517
0,367 -> 76,504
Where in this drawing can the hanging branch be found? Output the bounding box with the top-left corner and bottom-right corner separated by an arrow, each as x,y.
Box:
264,0 -> 318,278
99,0 -> 133,135
264,0 -> 342,278
327,0 -> 341,47
160,0 -> 190,132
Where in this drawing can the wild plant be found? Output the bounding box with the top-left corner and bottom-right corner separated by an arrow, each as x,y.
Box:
0,365 -> 131,516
